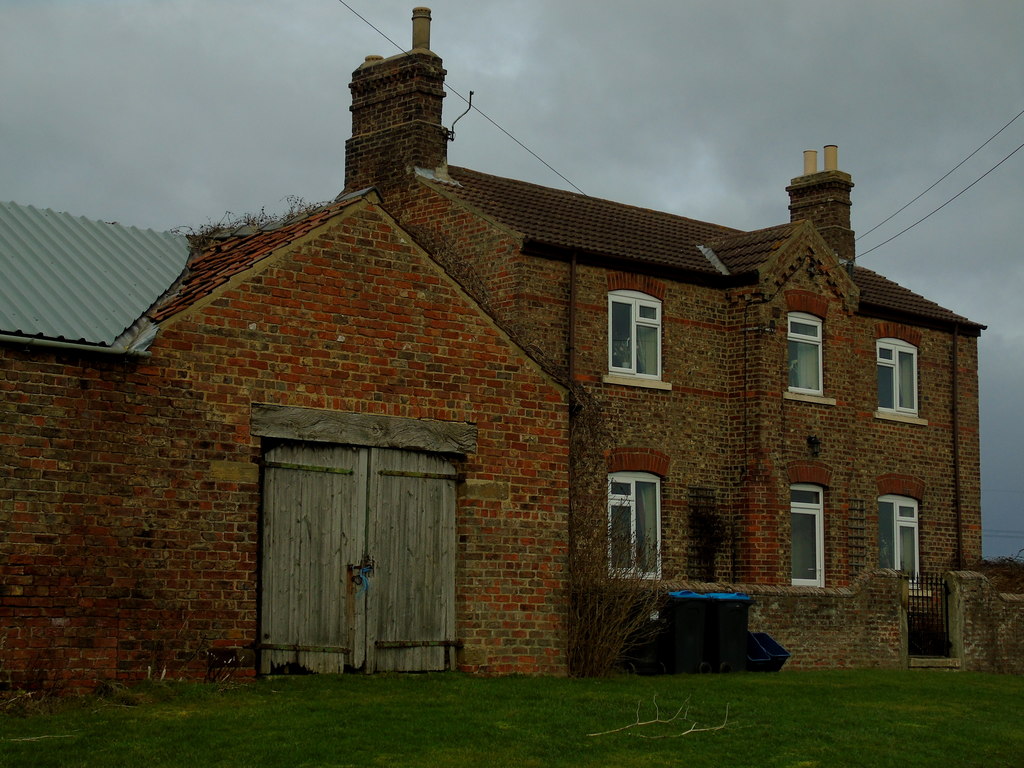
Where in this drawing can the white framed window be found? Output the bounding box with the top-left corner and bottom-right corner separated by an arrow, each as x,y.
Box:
878,495 -> 919,575
791,484 -> 824,587
877,338 -> 918,415
608,290 -> 661,379
788,313 -> 822,395
608,471 -> 661,578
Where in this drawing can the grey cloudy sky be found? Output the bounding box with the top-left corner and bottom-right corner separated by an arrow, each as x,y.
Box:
2,0 -> 1022,557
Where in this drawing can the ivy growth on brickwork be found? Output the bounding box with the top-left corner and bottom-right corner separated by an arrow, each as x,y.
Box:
688,487 -> 726,582
566,388 -> 665,677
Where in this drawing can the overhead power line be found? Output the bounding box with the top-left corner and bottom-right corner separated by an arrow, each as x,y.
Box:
859,107 -> 1024,242
859,139 -> 1024,258
336,0 -> 586,195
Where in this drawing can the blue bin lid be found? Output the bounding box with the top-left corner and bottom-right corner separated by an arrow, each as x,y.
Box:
667,590 -> 751,601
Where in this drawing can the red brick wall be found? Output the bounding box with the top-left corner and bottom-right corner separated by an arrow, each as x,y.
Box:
0,200 -> 570,691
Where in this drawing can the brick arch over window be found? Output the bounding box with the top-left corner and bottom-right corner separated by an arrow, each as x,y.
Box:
607,272 -> 666,301
787,461 -> 833,488
606,448 -> 670,478
785,289 -> 829,319
875,322 -> 923,347
877,473 -> 925,500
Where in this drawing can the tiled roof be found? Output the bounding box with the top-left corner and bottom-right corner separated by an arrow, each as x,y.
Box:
0,201 -> 188,346
443,166 -> 739,274
852,265 -> 983,330
438,168 -> 980,330
705,223 -> 797,274
150,198 -> 359,323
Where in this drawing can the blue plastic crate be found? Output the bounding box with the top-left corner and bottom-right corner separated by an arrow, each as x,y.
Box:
746,631 -> 791,672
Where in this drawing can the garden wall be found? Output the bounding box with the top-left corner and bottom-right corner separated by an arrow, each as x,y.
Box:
673,569 -> 1024,673
948,570 -> 1024,674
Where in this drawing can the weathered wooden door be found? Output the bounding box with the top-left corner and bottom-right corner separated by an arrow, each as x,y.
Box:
367,448 -> 457,672
259,442 -> 456,674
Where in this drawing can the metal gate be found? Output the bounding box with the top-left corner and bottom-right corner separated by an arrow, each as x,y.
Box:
258,442 -> 457,674
907,573 -> 950,657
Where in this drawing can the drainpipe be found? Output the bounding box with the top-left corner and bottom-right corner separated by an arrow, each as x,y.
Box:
952,323 -> 964,568
568,251 -> 578,384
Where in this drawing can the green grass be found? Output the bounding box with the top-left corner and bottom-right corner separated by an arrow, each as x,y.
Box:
2,670 -> 1023,767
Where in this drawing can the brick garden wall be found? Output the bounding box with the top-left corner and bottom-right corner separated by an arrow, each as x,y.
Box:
673,571 -> 907,670
0,199 -> 570,692
672,570 -> 1024,674
948,571 -> 1024,674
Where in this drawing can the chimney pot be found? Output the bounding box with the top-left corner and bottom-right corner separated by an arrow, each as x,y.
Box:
824,144 -> 839,171
803,150 -> 818,176
412,7 -> 431,50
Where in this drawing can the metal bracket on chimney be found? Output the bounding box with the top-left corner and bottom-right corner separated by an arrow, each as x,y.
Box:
446,90 -> 474,142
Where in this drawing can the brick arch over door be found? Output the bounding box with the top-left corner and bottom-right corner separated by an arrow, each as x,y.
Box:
787,461 -> 833,487
606,447 -> 670,478
877,473 -> 925,500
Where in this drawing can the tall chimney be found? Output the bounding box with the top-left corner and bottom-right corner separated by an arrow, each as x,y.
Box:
787,145 -> 855,264
412,7 -> 431,50
344,7 -> 448,193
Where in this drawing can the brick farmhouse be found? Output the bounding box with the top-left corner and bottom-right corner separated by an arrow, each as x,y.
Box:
2,8 -> 1021,690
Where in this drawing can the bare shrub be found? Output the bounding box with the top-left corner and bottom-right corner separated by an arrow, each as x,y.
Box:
974,552 -> 1024,594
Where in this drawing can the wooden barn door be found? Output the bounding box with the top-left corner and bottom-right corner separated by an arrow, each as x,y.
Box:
367,449 -> 457,672
259,442 -> 455,675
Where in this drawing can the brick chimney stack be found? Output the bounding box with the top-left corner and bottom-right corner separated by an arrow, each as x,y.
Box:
344,7 -> 448,193
787,145 -> 855,264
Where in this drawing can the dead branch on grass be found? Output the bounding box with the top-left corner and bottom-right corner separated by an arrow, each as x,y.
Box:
588,695 -> 730,739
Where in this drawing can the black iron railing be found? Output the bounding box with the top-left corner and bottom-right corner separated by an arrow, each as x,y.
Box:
907,573 -> 950,657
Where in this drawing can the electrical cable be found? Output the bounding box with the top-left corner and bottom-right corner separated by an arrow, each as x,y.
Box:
858,107 -> 1024,242
858,140 -> 1024,258
336,0 -> 586,195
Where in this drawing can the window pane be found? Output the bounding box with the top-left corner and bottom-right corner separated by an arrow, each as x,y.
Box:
899,525 -> 917,574
789,340 -> 819,390
790,320 -> 819,338
610,481 -> 630,496
898,351 -> 915,410
878,501 -> 895,568
878,347 -> 894,361
611,302 -> 632,369
638,304 -> 657,320
791,512 -> 817,581
636,324 -> 657,375
609,503 -> 632,570
636,482 -> 657,571
897,504 -> 916,519
791,488 -> 820,505
877,363 -> 894,409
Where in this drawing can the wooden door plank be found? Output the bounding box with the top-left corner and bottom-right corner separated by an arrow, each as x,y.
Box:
260,443 -> 365,674
367,448 -> 456,672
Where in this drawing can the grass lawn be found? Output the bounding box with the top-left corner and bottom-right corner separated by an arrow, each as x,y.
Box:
2,670 -> 1022,768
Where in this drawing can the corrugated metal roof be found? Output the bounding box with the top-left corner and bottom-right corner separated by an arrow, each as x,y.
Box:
0,201 -> 189,346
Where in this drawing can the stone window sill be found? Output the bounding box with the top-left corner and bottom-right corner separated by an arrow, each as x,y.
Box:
874,410 -> 928,426
784,391 -> 837,406
602,374 -> 673,391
